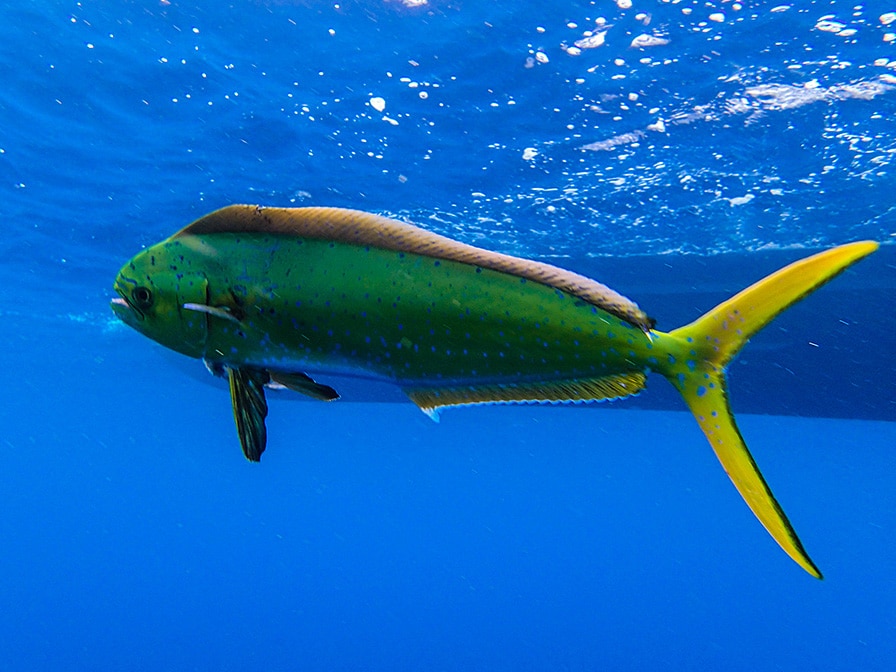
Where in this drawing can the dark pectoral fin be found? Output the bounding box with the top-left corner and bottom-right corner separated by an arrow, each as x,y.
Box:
270,371 -> 339,401
227,367 -> 269,462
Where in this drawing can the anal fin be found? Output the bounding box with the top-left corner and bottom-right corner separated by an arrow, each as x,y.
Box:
405,371 -> 646,419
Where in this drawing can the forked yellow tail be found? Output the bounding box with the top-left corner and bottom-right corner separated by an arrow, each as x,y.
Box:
662,241 -> 879,578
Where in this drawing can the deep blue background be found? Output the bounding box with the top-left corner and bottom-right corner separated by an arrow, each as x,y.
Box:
1,1 -> 895,670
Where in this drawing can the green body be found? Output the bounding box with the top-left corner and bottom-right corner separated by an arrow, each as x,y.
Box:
157,232 -> 665,386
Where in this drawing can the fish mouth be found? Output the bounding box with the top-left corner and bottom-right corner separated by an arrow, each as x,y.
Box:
110,289 -> 143,324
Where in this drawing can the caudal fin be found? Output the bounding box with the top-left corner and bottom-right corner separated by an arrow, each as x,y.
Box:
664,241 -> 878,578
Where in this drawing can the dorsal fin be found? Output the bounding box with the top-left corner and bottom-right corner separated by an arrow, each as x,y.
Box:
174,204 -> 653,330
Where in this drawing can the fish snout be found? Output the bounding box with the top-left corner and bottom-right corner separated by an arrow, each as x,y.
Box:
110,295 -> 142,326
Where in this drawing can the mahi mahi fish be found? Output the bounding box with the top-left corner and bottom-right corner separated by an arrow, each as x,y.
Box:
111,204 -> 878,578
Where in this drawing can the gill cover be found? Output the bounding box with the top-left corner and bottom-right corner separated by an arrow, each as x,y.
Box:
172,272 -> 211,358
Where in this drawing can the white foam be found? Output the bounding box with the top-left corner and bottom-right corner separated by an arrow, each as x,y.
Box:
815,20 -> 846,33
727,194 -> 754,207
631,34 -> 669,48
574,32 -> 607,49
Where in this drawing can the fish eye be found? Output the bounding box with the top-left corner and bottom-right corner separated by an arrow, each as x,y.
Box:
132,286 -> 154,309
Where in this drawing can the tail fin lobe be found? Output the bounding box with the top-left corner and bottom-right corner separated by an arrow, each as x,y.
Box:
675,241 -> 879,366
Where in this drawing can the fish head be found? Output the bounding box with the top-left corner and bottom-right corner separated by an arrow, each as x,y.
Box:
111,242 -> 209,359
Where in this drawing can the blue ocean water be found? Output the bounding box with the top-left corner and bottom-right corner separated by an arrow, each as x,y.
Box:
2,1 -> 895,670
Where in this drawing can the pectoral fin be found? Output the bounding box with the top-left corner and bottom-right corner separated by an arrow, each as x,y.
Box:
183,302 -> 243,324
269,371 -> 340,401
227,367 -> 269,462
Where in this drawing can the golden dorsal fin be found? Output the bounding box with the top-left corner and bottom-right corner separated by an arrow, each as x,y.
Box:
174,205 -> 653,331
405,371 -> 647,419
